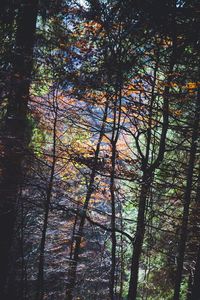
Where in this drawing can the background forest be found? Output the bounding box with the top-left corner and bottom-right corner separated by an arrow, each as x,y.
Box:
1,1 -> 200,299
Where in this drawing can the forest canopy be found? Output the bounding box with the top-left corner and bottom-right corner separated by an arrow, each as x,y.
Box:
0,1 -> 200,300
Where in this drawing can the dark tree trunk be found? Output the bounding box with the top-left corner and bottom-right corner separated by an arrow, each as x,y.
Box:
65,101 -> 109,300
128,171 -> 151,300
110,139 -> 117,300
119,209 -> 125,300
0,1 -> 38,298
128,48 -> 175,299
187,273 -> 193,300
35,100 -> 58,300
173,88 -> 200,300
109,88 -> 122,299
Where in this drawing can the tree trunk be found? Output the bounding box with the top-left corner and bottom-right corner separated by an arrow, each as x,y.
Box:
65,101 -> 109,300
128,46 -> 175,299
0,1 -> 38,298
173,88 -> 200,300
110,139 -> 117,300
35,98 -> 58,300
128,171 -> 151,300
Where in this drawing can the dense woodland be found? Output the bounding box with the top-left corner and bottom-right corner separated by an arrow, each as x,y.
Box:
1,1 -> 200,299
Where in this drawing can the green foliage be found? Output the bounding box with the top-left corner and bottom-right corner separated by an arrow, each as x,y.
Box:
28,117 -> 46,157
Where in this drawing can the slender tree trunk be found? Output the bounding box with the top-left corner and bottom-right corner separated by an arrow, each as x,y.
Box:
0,1 -> 38,298
65,101 -> 109,300
187,273 -> 193,300
108,22 -> 123,297
110,138 -> 117,300
109,79 -> 122,298
35,98 -> 58,300
128,171 -> 151,300
173,88 -> 200,300
119,211 -> 125,300
19,188 -> 26,300
128,46 -> 175,299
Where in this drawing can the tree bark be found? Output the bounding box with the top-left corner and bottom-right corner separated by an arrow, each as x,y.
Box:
35,96 -> 58,300
0,1 -> 38,298
128,48 -> 175,299
128,171 -> 151,300
65,100 -> 109,300
173,87 -> 200,300
109,87 -> 122,299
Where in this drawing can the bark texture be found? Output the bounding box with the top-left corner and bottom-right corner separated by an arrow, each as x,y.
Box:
0,1 -> 38,298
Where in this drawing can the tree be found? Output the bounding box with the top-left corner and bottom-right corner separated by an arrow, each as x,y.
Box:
0,1 -> 38,298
